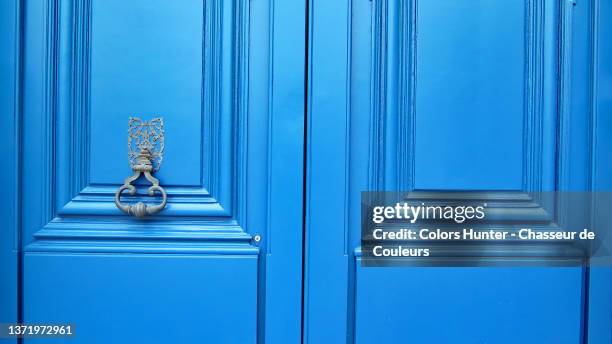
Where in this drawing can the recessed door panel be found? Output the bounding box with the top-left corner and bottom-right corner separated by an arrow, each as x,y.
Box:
89,0 -> 204,187
24,253 -> 257,344
355,266 -> 583,344
415,0 -> 526,191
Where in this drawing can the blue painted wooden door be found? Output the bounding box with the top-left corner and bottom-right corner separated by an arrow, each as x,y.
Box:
3,1 -> 612,343
1,0 -> 305,343
305,0 -> 611,343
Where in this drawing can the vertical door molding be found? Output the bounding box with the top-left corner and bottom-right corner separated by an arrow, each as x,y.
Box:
0,0 -> 22,337
588,1 -> 612,342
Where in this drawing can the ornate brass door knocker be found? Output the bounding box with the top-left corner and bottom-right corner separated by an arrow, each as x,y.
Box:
114,117 -> 167,218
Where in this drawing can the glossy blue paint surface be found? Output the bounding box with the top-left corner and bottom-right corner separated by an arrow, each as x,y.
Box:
355,266 -> 583,344
589,2 -> 612,343
24,253 -> 258,343
0,0 -> 20,341
415,0 -> 525,191
88,0 -> 204,186
2,0 -> 611,343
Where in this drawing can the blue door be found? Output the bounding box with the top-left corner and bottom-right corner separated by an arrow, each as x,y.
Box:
1,0 -> 305,343
305,0 -> 611,343
2,0 -> 612,343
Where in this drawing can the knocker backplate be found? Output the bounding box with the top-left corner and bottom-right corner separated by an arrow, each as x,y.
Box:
127,117 -> 164,171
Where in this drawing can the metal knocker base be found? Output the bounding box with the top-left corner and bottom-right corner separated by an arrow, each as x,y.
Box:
115,117 -> 167,218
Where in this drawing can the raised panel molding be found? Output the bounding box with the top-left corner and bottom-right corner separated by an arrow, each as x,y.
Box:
377,0 -> 553,193
24,0 -> 252,247
368,0 -> 574,228
319,0 -> 589,268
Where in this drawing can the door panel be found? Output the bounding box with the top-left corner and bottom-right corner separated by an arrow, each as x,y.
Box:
306,0 -> 593,343
415,0 -> 529,190
25,254 -> 257,343
355,267 -> 583,344
19,0 -> 305,343
88,0 -> 204,187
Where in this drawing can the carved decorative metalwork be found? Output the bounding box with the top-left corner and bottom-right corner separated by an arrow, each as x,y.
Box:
127,117 -> 164,171
114,117 -> 167,218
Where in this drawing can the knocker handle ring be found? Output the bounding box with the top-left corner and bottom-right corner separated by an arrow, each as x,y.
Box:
114,176 -> 167,218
